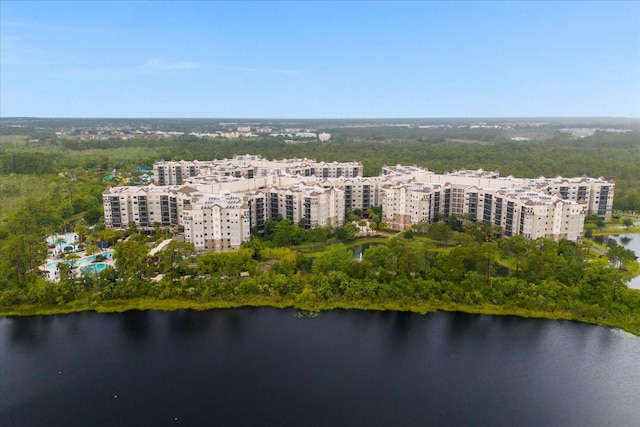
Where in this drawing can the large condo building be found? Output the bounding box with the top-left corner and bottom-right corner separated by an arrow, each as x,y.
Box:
153,155 -> 363,185
104,156 -> 615,251
182,192 -> 251,251
380,182 -> 587,241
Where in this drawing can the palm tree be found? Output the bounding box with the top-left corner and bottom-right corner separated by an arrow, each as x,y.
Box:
54,237 -> 66,253
85,244 -> 101,256
65,253 -> 80,268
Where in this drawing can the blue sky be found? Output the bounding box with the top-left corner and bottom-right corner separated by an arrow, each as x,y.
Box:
1,1 -> 639,118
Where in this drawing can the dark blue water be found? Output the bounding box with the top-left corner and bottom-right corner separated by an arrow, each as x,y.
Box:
2,309 -> 639,426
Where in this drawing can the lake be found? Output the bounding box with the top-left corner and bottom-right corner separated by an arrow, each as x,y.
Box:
595,234 -> 640,289
2,308 -> 639,426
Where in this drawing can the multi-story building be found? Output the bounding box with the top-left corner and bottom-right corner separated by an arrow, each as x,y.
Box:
102,184 -> 190,229
318,132 -> 331,141
105,156 -> 614,250
327,177 -> 378,212
153,155 -> 363,186
462,186 -> 587,242
381,165 -> 614,220
153,160 -> 200,185
379,180 -> 588,242
246,184 -> 345,230
537,176 -> 614,220
380,182 -> 449,231
182,193 -> 251,252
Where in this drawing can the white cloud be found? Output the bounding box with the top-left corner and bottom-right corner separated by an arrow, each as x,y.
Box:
136,58 -> 298,76
221,65 -> 299,76
139,58 -> 202,71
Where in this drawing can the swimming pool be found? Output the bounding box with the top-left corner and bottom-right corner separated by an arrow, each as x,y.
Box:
44,250 -> 114,271
80,263 -> 109,275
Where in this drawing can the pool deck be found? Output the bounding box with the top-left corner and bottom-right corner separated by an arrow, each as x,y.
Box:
41,233 -> 115,281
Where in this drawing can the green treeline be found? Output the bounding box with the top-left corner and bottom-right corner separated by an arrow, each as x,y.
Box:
2,129 -> 638,210
1,219 -> 639,335
1,128 -> 640,334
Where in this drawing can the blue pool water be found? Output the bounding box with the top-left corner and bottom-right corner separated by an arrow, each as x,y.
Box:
47,234 -> 80,251
44,251 -> 114,271
80,263 -> 108,275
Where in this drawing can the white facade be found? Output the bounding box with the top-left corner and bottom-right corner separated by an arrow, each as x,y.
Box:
105,156 -> 615,249
103,184 -> 189,229
379,181 -> 588,242
182,193 -> 251,252
318,132 -> 331,141
248,184 -> 345,230
153,155 -> 363,185
381,165 -> 614,220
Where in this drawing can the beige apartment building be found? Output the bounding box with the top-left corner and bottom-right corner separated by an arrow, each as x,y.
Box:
104,156 -> 614,251
153,155 -> 363,185
182,193 -> 251,252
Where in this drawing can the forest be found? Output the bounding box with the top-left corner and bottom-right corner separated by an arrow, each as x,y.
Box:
0,123 -> 639,334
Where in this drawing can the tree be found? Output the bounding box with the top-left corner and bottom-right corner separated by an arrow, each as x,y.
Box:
156,240 -> 195,282
607,241 -> 637,270
272,220 -> 305,246
222,248 -> 253,277
312,244 -> 355,275
366,206 -> 382,219
361,244 -> 394,281
428,222 -> 452,243
54,237 -> 66,253
411,221 -> 429,234
306,226 -> 329,243
64,253 -> 81,277
499,235 -> 529,278
85,243 -> 101,256
453,233 -> 477,248
260,247 -> 298,275
622,217 -> 634,229
1,234 -> 48,286
74,222 -> 89,242
114,234 -> 149,278
334,222 -> 357,241
98,228 -> 122,246
197,251 -> 226,275
345,209 -> 359,222
447,215 -> 463,232
479,242 -> 499,287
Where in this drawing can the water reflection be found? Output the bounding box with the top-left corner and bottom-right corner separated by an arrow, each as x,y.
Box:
119,310 -> 150,341
619,236 -> 632,245
168,310 -> 213,337
224,308 -> 251,338
389,311 -> 418,343
8,316 -> 53,347
3,309 -> 640,427
592,234 -> 640,289
350,242 -> 383,260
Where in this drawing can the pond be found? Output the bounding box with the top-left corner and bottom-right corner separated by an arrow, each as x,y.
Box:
2,308 -> 639,426
350,242 -> 384,260
594,234 -> 640,289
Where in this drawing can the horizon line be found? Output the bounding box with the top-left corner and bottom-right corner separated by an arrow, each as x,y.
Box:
2,115 -> 639,120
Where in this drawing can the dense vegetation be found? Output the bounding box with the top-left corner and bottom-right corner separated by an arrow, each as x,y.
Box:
1,219 -> 639,334
2,124 -> 639,210
1,124 -> 639,334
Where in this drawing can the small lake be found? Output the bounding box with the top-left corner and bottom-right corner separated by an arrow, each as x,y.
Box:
2,308 -> 639,426
594,234 -> 640,289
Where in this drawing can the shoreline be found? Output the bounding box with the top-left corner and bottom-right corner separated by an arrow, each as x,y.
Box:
2,296 -> 638,337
